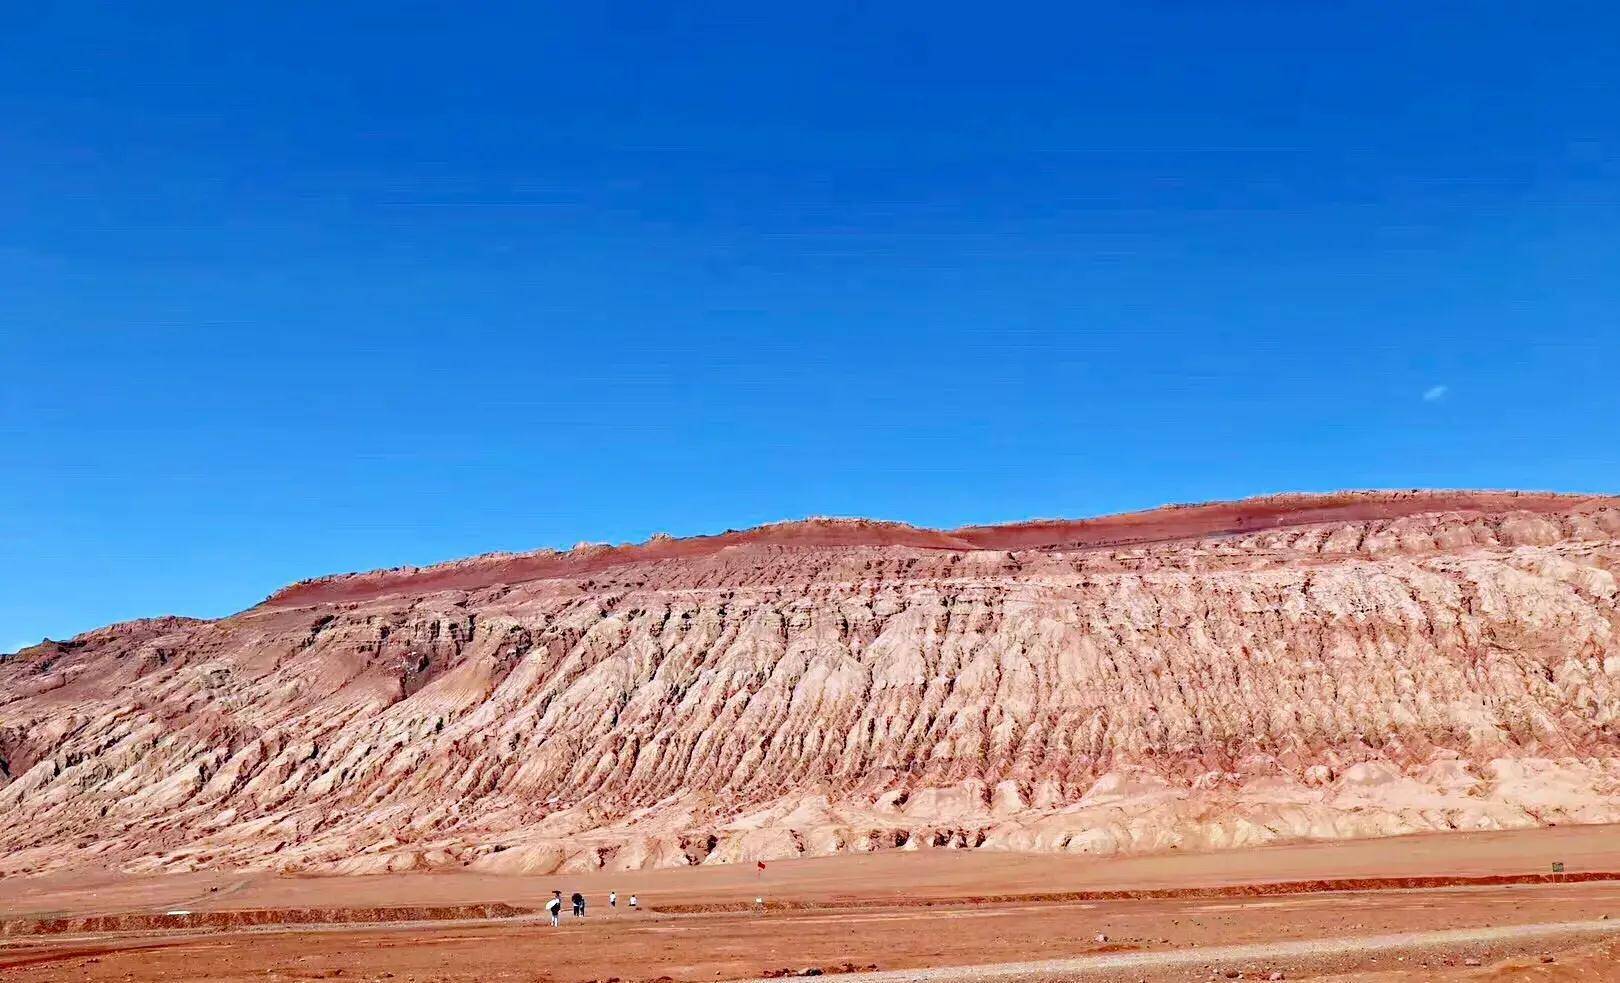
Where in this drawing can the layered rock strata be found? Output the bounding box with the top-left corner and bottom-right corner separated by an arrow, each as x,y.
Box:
4,490 -> 1619,876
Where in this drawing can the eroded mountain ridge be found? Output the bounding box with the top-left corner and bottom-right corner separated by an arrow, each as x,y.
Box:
3,490 -> 1619,875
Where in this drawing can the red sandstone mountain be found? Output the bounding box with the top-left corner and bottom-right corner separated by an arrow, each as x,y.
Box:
4,490 -> 1620,876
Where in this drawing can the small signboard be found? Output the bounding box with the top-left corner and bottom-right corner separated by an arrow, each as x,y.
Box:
1553,862 -> 1565,873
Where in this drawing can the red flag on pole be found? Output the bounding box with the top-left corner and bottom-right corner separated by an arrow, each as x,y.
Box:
757,861 -> 766,871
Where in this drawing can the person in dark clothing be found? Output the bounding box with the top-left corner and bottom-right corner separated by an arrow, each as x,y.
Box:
571,892 -> 585,917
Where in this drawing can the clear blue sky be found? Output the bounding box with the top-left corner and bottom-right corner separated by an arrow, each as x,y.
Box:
3,2 -> 1617,647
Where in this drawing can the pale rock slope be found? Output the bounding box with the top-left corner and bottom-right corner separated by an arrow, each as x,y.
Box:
4,490 -> 1620,876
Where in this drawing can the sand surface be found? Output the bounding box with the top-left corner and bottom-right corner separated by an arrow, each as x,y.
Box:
7,826 -> 1620,981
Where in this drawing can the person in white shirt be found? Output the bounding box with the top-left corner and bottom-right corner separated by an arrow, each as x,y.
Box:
609,890 -> 618,908
628,894 -> 638,910
546,890 -> 562,927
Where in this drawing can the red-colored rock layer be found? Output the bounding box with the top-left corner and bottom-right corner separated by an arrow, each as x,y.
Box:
4,490 -> 1620,876
265,490 -> 1609,607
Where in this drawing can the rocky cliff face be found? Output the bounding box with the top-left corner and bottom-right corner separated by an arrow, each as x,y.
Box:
4,491 -> 1620,876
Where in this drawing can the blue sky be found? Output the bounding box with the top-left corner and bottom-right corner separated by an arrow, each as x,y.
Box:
3,2 -> 1617,647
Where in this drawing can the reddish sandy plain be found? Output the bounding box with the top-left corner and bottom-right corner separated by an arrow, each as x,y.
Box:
7,825 -> 1620,982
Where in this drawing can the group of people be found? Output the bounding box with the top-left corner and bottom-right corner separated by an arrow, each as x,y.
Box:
544,888 -> 637,926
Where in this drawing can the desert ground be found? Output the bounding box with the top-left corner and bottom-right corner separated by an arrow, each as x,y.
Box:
7,825 -> 1620,982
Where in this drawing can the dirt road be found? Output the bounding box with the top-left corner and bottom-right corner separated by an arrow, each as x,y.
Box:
726,920 -> 1620,982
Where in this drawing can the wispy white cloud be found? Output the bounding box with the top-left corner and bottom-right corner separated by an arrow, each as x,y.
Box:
1422,384 -> 1449,402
